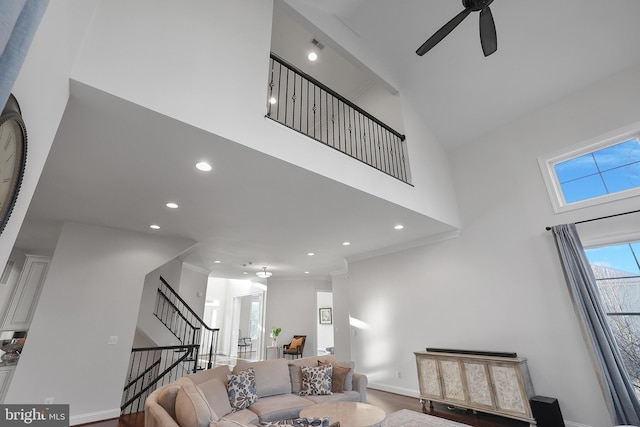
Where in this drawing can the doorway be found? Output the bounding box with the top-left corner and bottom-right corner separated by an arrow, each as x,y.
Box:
230,293 -> 264,360
316,290 -> 334,355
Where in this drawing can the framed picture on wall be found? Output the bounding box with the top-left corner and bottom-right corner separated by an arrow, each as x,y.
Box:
319,308 -> 332,324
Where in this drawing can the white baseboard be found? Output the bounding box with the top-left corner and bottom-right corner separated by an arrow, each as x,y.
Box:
564,422 -> 593,427
70,408 -> 120,426
367,382 -> 420,399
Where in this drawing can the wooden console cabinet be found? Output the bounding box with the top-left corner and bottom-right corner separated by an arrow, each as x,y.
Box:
415,351 -> 536,426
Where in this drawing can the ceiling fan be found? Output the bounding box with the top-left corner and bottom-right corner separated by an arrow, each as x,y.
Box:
416,0 -> 497,57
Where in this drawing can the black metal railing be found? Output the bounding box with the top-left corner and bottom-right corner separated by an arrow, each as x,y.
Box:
120,277 -> 220,414
266,53 -> 411,184
121,344 -> 198,414
155,277 -> 219,371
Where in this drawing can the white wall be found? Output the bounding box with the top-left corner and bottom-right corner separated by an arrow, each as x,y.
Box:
68,0 -> 460,230
0,0 -> 99,288
330,271 -> 351,362
265,277 -> 331,358
205,277 -> 228,332
5,222 -> 194,425
179,264 -> 209,317
344,64 -> 640,427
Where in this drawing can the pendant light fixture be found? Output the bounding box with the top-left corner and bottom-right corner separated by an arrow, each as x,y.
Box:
256,266 -> 272,278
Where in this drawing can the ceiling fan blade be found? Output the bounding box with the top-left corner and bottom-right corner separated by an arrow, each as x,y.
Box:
416,7 -> 472,56
479,6 -> 497,56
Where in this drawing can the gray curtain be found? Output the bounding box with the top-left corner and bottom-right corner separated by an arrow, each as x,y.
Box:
0,0 -> 49,109
552,223 -> 640,426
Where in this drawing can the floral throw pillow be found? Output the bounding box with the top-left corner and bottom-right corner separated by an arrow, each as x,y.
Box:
299,364 -> 332,396
227,368 -> 258,411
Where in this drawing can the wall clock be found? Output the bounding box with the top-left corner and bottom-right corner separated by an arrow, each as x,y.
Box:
0,94 -> 27,235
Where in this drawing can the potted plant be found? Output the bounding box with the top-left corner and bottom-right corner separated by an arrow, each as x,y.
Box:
270,326 -> 281,346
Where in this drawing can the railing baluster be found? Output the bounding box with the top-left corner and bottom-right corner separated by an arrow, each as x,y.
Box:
325,91 -> 329,146
305,80 -> 311,135
298,73 -> 303,132
312,83 -> 317,139
319,85 -> 323,142
276,62 -> 282,122
284,68 -> 290,127
368,117 -> 374,168
268,57 -> 274,118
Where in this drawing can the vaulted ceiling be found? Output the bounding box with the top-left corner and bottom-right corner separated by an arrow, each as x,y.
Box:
15,0 -> 640,280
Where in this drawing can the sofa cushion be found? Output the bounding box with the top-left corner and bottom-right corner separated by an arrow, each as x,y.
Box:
248,394 -> 314,422
227,368 -> 258,411
175,380 -> 219,427
221,408 -> 260,426
198,377 -> 233,418
318,361 -> 352,393
187,364 -> 231,385
156,384 -> 181,420
299,365 -> 332,396
235,359 -> 292,397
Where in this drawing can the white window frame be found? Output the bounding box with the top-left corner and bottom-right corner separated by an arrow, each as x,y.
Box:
539,121 -> 640,213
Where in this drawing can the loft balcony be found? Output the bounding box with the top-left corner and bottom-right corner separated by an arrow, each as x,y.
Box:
266,53 -> 411,185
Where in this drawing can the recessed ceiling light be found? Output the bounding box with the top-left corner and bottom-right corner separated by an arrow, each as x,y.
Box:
242,272 -> 248,275
196,161 -> 212,171
394,224 -> 404,230
305,271 -> 310,274
269,97 -> 277,105
213,260 -> 221,264
166,202 -> 179,209
342,242 -> 350,246
308,52 -> 318,61
307,252 -> 315,256
149,224 -> 160,230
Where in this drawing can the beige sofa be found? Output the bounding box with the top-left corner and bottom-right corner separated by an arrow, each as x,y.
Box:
144,355 -> 367,427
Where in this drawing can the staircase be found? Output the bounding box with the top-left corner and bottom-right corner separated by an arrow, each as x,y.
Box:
120,277 -> 219,414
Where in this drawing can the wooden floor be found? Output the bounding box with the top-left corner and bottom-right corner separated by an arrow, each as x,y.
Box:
86,388 -> 528,427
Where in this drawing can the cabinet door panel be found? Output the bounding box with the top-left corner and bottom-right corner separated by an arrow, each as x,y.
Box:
0,366 -> 14,402
416,356 -> 442,398
489,364 -> 527,415
439,359 -> 466,403
1,256 -> 50,331
463,361 -> 494,408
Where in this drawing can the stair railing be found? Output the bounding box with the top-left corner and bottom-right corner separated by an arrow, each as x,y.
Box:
121,277 -> 220,414
155,276 -> 219,371
121,344 -> 198,414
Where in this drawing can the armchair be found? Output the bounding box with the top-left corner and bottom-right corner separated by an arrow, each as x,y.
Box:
282,335 -> 306,359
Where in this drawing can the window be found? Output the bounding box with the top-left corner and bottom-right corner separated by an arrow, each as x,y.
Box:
539,124 -> 640,212
585,241 -> 640,396
249,300 -> 260,340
